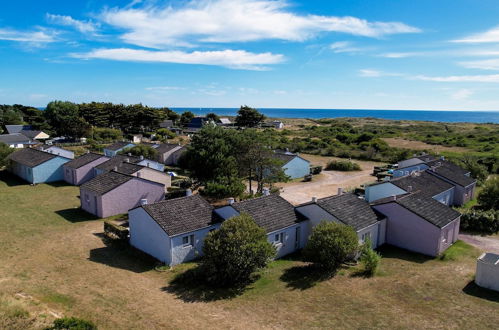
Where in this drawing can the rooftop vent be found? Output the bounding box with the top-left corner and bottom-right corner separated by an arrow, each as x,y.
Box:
337,187 -> 343,196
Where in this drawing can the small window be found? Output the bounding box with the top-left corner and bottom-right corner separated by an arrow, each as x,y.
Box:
361,232 -> 371,243
182,234 -> 194,247
274,233 -> 284,244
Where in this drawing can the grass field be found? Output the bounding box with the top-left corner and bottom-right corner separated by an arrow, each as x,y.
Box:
1,171 -> 499,329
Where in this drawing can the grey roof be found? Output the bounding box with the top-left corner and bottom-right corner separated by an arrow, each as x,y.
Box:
7,147 -> 57,167
156,143 -> 181,154
104,141 -> 134,151
398,158 -> 425,168
0,133 -> 31,144
159,120 -> 173,128
142,194 -> 219,236
64,153 -> 107,169
20,130 -> 45,139
316,193 -> 379,231
272,152 -> 296,165
81,171 -> 134,195
426,160 -> 476,187
416,155 -> 437,163
94,155 -> 140,172
396,194 -> 461,228
219,118 -> 231,124
115,162 -> 143,175
389,171 -> 454,198
5,125 -> 31,134
231,194 -> 305,233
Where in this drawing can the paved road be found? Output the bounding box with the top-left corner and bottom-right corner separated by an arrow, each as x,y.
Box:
459,233 -> 499,254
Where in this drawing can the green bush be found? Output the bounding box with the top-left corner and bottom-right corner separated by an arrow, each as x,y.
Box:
460,210 -> 499,234
359,239 -> 381,276
202,179 -> 245,199
202,213 -> 276,287
45,317 -> 97,330
303,222 -> 359,271
477,177 -> 499,211
156,128 -> 176,140
91,127 -> 122,142
325,160 -> 361,171
0,142 -> 14,168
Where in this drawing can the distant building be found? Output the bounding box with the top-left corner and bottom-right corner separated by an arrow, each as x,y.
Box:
475,253 -> 499,292
159,120 -> 174,129
273,151 -> 310,179
7,148 -> 70,184
113,162 -> 171,191
63,153 -> 109,185
155,143 -> 186,165
103,142 -> 135,157
217,118 -> 232,126
40,145 -> 74,159
0,133 -> 35,148
93,155 -> 140,176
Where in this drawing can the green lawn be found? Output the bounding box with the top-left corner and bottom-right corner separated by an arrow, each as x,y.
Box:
1,170 -> 499,329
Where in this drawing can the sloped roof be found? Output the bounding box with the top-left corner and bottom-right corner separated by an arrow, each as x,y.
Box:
20,130 -> 46,139
81,171 -> 134,196
316,193 -> 379,231
115,162 -> 143,175
426,160 -> 476,187
142,194 -> 219,236
231,194 -> 305,233
389,171 -> 454,198
104,141 -> 134,151
64,153 -> 107,169
94,155 -> 140,172
5,125 -> 31,134
396,194 -> 461,228
0,133 -> 31,144
7,147 -> 57,167
156,143 -> 181,154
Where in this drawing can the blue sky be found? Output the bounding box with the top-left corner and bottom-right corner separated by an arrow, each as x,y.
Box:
2,0 -> 499,110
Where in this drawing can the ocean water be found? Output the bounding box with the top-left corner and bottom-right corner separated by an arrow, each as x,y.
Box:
171,108 -> 499,124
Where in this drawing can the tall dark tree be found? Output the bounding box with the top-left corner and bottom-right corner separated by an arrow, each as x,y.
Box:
44,101 -> 90,138
180,111 -> 195,127
206,112 -> 220,123
235,105 -> 265,128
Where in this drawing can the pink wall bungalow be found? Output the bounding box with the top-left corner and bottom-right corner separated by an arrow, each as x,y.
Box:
63,152 -> 109,185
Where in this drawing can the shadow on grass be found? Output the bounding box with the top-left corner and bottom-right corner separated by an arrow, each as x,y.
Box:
55,208 -> 99,223
45,181 -> 72,188
463,281 -> 499,303
162,266 -> 251,302
377,244 -> 433,264
280,263 -> 334,290
0,170 -> 27,187
88,238 -> 156,273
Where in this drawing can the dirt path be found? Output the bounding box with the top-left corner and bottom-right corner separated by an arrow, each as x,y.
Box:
459,233 -> 499,254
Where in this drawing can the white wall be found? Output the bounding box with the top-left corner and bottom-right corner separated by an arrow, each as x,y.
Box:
170,224 -> 222,266
476,253 -> 499,292
267,223 -> 308,259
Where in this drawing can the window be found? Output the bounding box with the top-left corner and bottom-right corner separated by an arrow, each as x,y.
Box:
85,194 -> 90,203
182,234 -> 194,247
274,233 -> 284,245
361,232 -> 371,243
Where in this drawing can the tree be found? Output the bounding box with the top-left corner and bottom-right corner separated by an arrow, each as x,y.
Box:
206,112 -> 220,123
0,105 -> 23,133
478,176 -> 499,211
235,105 -> 265,128
459,156 -> 488,185
303,222 -> 359,271
119,145 -> 158,159
46,317 -> 97,330
202,213 -> 276,287
45,101 -> 90,139
359,238 -> 381,276
0,142 -> 14,168
155,128 -> 176,141
180,111 -> 195,126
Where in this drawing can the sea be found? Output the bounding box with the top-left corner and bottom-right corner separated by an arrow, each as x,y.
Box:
171,108 -> 499,124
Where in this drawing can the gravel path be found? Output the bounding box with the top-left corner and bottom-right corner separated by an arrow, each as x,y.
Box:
459,233 -> 499,254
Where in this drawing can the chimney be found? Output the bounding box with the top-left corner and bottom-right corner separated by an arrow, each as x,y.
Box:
126,158 -> 130,163
407,185 -> 413,193
140,199 -> 148,206
113,166 -> 118,172
140,155 -> 144,160
337,187 -> 343,196
186,189 -> 193,196
263,188 -> 270,196
128,153 -> 132,157
391,195 -> 397,201
312,196 -> 317,203
440,156 -> 445,161
137,171 -> 141,178
227,197 -> 235,205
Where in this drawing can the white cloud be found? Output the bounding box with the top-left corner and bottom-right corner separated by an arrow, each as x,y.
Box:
413,74 -> 499,83
0,28 -> 57,44
453,25 -> 499,43
330,41 -> 364,54
71,48 -> 285,70
459,58 -> 499,71
46,14 -> 99,34
378,52 -> 420,58
450,89 -> 474,100
358,69 -> 401,77
101,0 -> 420,48
145,86 -> 185,91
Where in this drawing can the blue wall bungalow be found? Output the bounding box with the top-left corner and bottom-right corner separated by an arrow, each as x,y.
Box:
7,148 -> 71,184
103,141 -> 136,157
273,151 -> 310,179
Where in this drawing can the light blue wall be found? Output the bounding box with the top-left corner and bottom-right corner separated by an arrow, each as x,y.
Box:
365,182 -> 407,202
44,146 -> 74,159
137,159 -> 164,172
283,156 -> 310,179
170,224 -> 222,266
393,164 -> 429,178
432,188 -> 454,206
32,156 -> 70,183
267,223 -> 308,259
104,143 -> 135,157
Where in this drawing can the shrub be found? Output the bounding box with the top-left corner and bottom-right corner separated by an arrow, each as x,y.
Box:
310,165 -> 323,175
156,128 -> 176,140
202,213 -> 276,287
460,210 -> 499,234
325,160 -> 361,171
303,222 -> 359,271
202,179 -> 245,199
477,177 -> 499,211
359,239 -> 381,276
45,317 -> 97,330
0,142 -> 14,168
91,127 -> 122,142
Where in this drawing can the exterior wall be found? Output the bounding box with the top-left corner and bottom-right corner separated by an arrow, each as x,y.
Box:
129,208 -> 172,264
9,161 -> 34,183
475,253 -> 499,292
103,143 -> 135,157
282,156 -> 310,179
432,188 -> 455,206
159,146 -> 185,165
170,147 -> 186,165
267,222 -> 308,259
365,182 -> 407,202
357,222 -> 382,249
393,164 -> 429,178
64,157 -> 109,185
372,203 -> 442,257
137,159 -> 164,172
426,171 -> 476,206
32,157 -> 70,183
436,217 -> 460,255
134,168 -> 171,190
80,187 -> 101,217
170,224 -> 222,266
463,183 -> 476,205
44,146 -> 74,159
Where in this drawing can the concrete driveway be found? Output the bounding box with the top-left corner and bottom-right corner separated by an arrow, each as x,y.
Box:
459,233 -> 499,254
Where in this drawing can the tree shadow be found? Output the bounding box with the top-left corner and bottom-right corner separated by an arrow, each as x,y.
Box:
377,245 -> 433,264
162,266 -> 250,302
0,171 -> 27,187
55,207 -> 99,223
88,238 -> 156,273
46,181 -> 71,188
280,263 -> 334,290
462,281 -> 499,303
